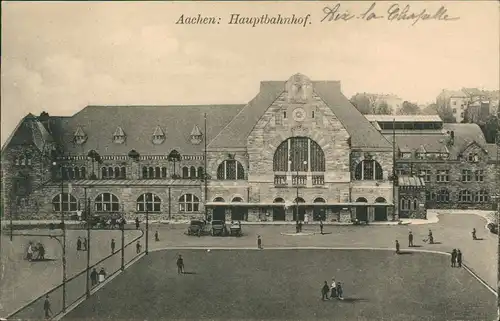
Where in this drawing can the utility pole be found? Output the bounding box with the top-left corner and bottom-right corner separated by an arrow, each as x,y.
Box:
392,118 -> 397,221
85,189 -> 91,298
204,113 -> 208,220
53,161 -> 67,313
145,206 -> 149,255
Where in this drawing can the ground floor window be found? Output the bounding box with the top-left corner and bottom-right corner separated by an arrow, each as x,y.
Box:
474,190 -> 489,203
52,193 -> 78,212
436,189 -> 450,202
179,194 -> 200,212
458,190 -> 472,203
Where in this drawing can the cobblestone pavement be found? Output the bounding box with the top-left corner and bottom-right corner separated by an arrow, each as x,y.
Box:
1,213 -> 496,318
0,229 -> 143,317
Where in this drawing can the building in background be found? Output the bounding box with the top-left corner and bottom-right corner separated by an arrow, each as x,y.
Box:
436,89 -> 469,122
437,88 -> 499,124
366,114 -> 498,215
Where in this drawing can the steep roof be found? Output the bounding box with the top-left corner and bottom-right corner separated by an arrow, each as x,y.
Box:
1,114 -> 54,153
313,82 -> 392,150
52,104 -> 245,155
384,123 -> 490,160
208,81 -> 286,148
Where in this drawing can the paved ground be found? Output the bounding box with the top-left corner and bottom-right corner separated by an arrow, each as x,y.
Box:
64,249 -> 496,321
1,212 -> 496,319
147,213 -> 497,289
0,229 -> 143,317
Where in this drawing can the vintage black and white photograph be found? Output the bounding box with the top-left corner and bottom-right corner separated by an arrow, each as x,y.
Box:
1,1 -> 499,320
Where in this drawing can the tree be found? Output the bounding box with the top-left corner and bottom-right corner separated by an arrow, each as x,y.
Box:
350,94 -> 374,114
375,100 -> 392,115
422,103 -> 438,115
480,115 -> 500,143
397,101 -> 421,115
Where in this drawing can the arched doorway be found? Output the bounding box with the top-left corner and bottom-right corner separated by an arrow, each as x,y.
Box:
231,197 -> 246,221
293,197 -> 306,221
212,197 -> 226,221
374,197 -> 387,221
355,197 -> 368,222
273,198 -> 286,221
313,197 -> 326,221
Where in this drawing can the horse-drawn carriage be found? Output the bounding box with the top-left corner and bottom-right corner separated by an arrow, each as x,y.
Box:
87,214 -> 123,229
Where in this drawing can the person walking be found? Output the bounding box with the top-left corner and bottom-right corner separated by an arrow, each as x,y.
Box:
395,240 -> 400,254
135,217 -> 140,230
408,231 -> 414,247
320,220 -> 324,235
257,235 -> 263,249
472,228 -> 477,240
98,267 -> 107,283
296,221 -> 300,234
457,250 -> 463,268
83,237 -> 88,251
27,242 -> 34,261
451,249 -> 457,267
43,295 -> 52,319
177,255 -> 184,274
336,282 -> 344,300
77,237 -> 82,251
428,229 -> 434,244
136,241 -> 142,254
321,281 -> 330,301
330,278 -> 337,299
111,239 -> 116,254
155,230 -> 159,242
38,243 -> 45,260
90,268 -> 98,286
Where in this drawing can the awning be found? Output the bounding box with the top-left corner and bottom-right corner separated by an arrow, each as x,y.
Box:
398,175 -> 425,188
205,202 -> 394,207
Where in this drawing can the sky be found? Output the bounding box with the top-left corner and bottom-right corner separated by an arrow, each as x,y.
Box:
1,1 -> 499,146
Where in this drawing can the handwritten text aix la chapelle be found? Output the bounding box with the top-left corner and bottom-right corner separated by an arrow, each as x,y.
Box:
321,2 -> 460,26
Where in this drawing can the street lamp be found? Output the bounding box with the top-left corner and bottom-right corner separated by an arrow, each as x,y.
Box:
52,161 -> 67,313
288,158 -> 307,223
128,150 -> 148,254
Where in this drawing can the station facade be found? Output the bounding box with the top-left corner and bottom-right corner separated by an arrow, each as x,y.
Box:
2,74 -> 497,223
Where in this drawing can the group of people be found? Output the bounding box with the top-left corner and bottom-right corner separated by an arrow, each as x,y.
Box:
321,278 -> 344,301
26,241 -> 45,261
76,236 -> 88,251
90,267 -> 108,286
451,249 -> 463,268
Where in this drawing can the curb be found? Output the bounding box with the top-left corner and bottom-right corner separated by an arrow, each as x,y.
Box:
148,246 -> 497,297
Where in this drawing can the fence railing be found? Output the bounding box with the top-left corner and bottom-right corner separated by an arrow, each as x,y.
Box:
7,229 -> 145,320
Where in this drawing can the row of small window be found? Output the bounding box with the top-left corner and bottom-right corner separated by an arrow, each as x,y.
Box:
399,198 -> 419,211
400,152 -> 481,162
52,192 -> 200,213
14,155 -> 32,166
142,166 -> 204,179
409,169 -> 485,183
425,189 -> 490,203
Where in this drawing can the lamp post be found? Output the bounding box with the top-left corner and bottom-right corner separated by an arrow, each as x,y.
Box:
288,157 -> 307,222
128,150 -> 147,254
85,189 -> 91,298
495,133 -> 500,321
52,161 -> 67,313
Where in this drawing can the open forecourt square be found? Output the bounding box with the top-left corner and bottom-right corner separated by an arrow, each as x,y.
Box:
64,249 -> 496,321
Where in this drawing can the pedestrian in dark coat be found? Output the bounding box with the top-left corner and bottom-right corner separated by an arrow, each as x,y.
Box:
428,229 -> 434,244
177,255 -> 184,274
395,240 -> 400,254
296,221 -> 300,234
155,230 -> 159,241
43,295 -> 52,319
90,268 -> 98,286
451,249 -> 457,267
472,228 -> 477,240
77,237 -> 82,251
321,281 -> 330,301
457,250 -> 463,268
136,241 -> 142,254
336,282 -> 344,300
111,239 -> 116,254
257,235 -> 263,249
83,238 -> 88,251
320,220 -> 324,235
135,217 -> 140,230
408,231 -> 414,247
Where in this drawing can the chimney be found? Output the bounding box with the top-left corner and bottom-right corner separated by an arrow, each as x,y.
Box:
38,111 -> 51,133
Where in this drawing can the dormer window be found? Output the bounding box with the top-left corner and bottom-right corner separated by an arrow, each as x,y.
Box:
467,153 -> 479,162
73,126 -> 87,145
190,125 -> 203,145
152,126 -> 165,145
113,126 -> 126,144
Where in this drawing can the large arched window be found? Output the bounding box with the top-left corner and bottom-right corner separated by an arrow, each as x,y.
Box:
137,193 -> 161,212
217,160 -> 245,180
95,193 -> 120,212
179,194 -> 200,212
52,193 -> 78,212
273,137 -> 325,172
354,160 -> 383,180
